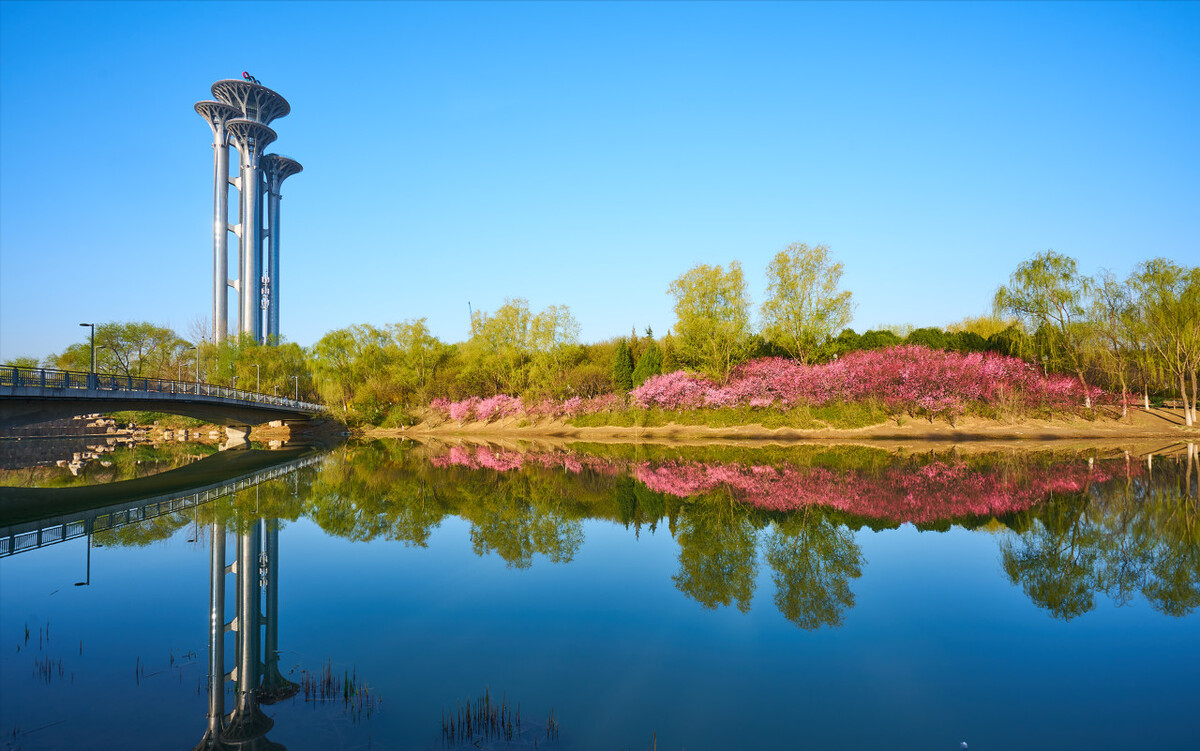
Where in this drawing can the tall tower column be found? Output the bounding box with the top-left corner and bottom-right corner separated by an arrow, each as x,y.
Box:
260,155 -> 303,345
209,78 -> 290,347
194,101 -> 241,344
225,119 -> 277,342
258,518 -> 300,703
224,521 -> 272,744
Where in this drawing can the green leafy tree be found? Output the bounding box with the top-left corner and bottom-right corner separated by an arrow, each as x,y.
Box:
2,356 -> 41,368
661,333 -> 679,373
468,298 -> 535,394
1128,259 -> 1200,425
946,330 -> 988,353
668,261 -> 751,381
631,341 -> 662,387
384,318 -> 452,405
309,324 -> 394,413
905,327 -> 948,350
759,243 -> 854,363
54,321 -> 187,379
466,298 -> 580,398
986,324 -> 1032,360
823,328 -> 861,359
528,304 -> 582,396
612,339 -> 634,393
946,314 -> 1019,340
857,329 -> 902,350
995,251 -> 1096,406
1090,270 -> 1139,416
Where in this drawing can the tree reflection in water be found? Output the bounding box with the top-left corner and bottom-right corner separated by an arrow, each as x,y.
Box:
673,496 -> 759,613
422,441 -> 1198,626
96,441 -> 1200,630
1001,446 -> 1200,620
766,511 -> 863,630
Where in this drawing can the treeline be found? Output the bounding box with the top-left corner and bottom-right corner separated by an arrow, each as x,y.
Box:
10,245 -> 1198,426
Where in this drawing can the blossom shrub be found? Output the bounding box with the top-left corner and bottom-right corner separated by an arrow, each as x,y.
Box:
474,394 -> 523,422
631,346 -> 1104,420
429,397 -> 452,420
428,346 -> 1107,425
448,396 -> 480,424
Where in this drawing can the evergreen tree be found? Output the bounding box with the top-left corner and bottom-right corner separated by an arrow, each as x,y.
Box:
905,327 -> 948,350
612,339 -> 634,392
632,341 -> 663,387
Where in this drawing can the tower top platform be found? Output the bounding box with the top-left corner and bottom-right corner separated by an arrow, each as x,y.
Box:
194,100 -> 241,121
262,154 -> 304,182
194,101 -> 242,139
211,80 -> 290,125
225,119 -> 278,153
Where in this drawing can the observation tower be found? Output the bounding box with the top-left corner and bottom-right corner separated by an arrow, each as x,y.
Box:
260,156 -> 303,345
196,75 -> 301,344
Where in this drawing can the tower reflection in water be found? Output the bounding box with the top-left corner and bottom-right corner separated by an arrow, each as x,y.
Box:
195,514 -> 297,751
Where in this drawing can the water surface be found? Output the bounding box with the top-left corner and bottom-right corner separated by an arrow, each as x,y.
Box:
2,440 -> 1197,750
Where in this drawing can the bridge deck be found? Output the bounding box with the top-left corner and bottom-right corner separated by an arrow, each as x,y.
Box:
1,366 -> 328,429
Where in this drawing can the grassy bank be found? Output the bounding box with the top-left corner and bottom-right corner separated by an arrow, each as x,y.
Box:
567,401 -> 888,430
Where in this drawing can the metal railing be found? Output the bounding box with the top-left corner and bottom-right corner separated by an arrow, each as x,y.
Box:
1,366 -> 326,413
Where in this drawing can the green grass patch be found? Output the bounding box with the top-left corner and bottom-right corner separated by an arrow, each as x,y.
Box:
566,401 -> 888,430
106,411 -> 207,428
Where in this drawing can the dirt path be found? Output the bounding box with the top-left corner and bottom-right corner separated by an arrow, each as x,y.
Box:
364,407 -> 1198,450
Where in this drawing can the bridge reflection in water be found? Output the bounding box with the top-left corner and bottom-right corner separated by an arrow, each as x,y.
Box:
0,446 -> 323,750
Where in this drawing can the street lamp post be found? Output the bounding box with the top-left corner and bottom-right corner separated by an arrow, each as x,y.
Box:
290,375 -> 298,401
232,375 -> 239,390
79,323 -> 94,387
192,345 -> 201,394
74,533 -> 91,587
253,363 -> 260,393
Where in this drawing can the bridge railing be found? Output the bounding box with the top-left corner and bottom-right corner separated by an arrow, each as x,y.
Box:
1,366 -> 327,413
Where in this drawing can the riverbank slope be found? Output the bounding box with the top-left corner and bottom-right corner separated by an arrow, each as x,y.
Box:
364,406 -> 1197,443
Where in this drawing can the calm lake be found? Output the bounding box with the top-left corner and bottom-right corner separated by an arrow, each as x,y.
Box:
1,439 -> 1198,750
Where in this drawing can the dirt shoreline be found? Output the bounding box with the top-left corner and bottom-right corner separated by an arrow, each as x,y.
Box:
361,407 -> 1197,451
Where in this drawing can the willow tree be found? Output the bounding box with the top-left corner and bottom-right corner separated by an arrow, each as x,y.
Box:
995,251 -> 1095,407
759,243 -> 854,363
1091,270 -> 1138,416
668,261 -> 750,381
1130,259 -> 1200,426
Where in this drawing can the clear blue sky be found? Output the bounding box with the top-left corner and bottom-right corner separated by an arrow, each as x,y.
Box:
1,1 -> 1197,362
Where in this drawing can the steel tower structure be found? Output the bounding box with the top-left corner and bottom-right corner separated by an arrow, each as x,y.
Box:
260,156 -> 303,344
196,77 -> 300,345
194,101 -> 241,344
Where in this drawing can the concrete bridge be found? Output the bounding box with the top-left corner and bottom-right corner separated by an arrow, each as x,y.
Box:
0,366 -> 327,430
